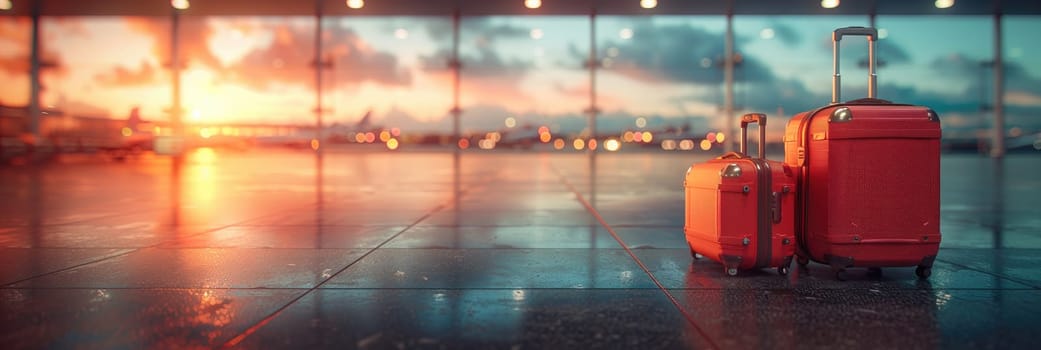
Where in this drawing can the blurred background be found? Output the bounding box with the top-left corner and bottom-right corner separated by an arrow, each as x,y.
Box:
1,0 -> 1039,160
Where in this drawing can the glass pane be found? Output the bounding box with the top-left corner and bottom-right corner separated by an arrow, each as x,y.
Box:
595,16 -> 726,151
733,16 -> 869,131
0,16 -> 31,107
459,16 -> 589,150
39,16 -> 170,121
178,16 -> 315,125
1004,16 -> 1041,149
876,16 -> 993,142
324,16 -> 452,141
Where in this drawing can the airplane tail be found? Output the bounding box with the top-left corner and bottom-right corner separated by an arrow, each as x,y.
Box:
355,110 -> 372,128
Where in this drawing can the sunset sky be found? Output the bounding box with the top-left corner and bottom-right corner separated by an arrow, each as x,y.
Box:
0,15 -> 1038,137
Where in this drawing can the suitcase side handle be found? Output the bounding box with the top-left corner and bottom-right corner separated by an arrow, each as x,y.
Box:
739,113 -> 767,159
832,26 -> 878,104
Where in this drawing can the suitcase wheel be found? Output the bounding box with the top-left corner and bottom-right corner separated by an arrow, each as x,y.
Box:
688,245 -> 702,260
796,256 -> 809,267
777,265 -> 790,276
915,266 -> 932,279
725,267 -> 739,276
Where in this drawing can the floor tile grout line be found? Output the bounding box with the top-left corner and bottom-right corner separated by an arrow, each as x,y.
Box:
219,190 -> 476,348
0,249 -> 138,288
0,203 -> 321,288
550,163 -> 722,350
934,257 -> 1041,290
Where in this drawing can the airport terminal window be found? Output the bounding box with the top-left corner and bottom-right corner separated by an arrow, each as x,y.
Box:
323,17 -> 452,136
876,16 -> 992,139
0,16 -> 30,108
177,16 -> 314,126
38,16 -> 170,120
731,16 -> 868,137
1003,16 -> 1041,140
458,16 -> 589,143
594,16 -> 725,148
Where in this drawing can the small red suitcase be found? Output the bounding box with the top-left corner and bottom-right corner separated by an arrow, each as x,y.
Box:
685,113 -> 796,276
784,27 -> 941,279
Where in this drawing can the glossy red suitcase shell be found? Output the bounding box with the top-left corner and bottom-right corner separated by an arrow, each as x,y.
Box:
784,26 -> 942,279
784,103 -> 941,277
685,114 -> 796,276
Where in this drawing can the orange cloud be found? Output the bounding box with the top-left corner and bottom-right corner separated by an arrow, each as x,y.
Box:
124,17 -> 222,71
230,22 -> 411,90
95,61 -> 158,87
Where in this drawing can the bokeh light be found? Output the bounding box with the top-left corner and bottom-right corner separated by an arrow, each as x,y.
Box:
605,139 -> 621,152
700,139 -> 712,151
171,0 -> 190,10
553,138 -> 565,150
530,28 -> 544,40
573,139 -> 585,150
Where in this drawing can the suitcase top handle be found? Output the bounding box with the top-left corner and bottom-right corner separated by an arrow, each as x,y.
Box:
832,26 -> 878,104
740,113 -> 767,160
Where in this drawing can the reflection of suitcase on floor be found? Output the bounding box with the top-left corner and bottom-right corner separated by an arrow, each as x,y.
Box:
685,113 -> 796,276
784,27 -> 941,279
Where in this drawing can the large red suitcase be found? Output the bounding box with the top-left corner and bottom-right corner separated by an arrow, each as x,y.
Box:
685,113 -> 796,276
784,27 -> 941,279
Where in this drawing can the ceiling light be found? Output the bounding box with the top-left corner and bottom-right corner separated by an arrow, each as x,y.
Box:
821,0 -> 839,9
0,0 -> 12,11
640,0 -> 657,9
171,0 -> 189,10
525,0 -> 541,9
935,0 -> 954,9
347,0 -> 364,9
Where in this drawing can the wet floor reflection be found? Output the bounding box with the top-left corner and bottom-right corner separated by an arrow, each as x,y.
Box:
2,151 -> 1040,348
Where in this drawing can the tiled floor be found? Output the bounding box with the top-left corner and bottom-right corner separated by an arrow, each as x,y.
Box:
1,149 -> 1038,349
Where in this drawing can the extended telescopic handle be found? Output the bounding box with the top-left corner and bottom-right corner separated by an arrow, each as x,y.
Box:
832,26 -> 878,104
739,113 -> 767,160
